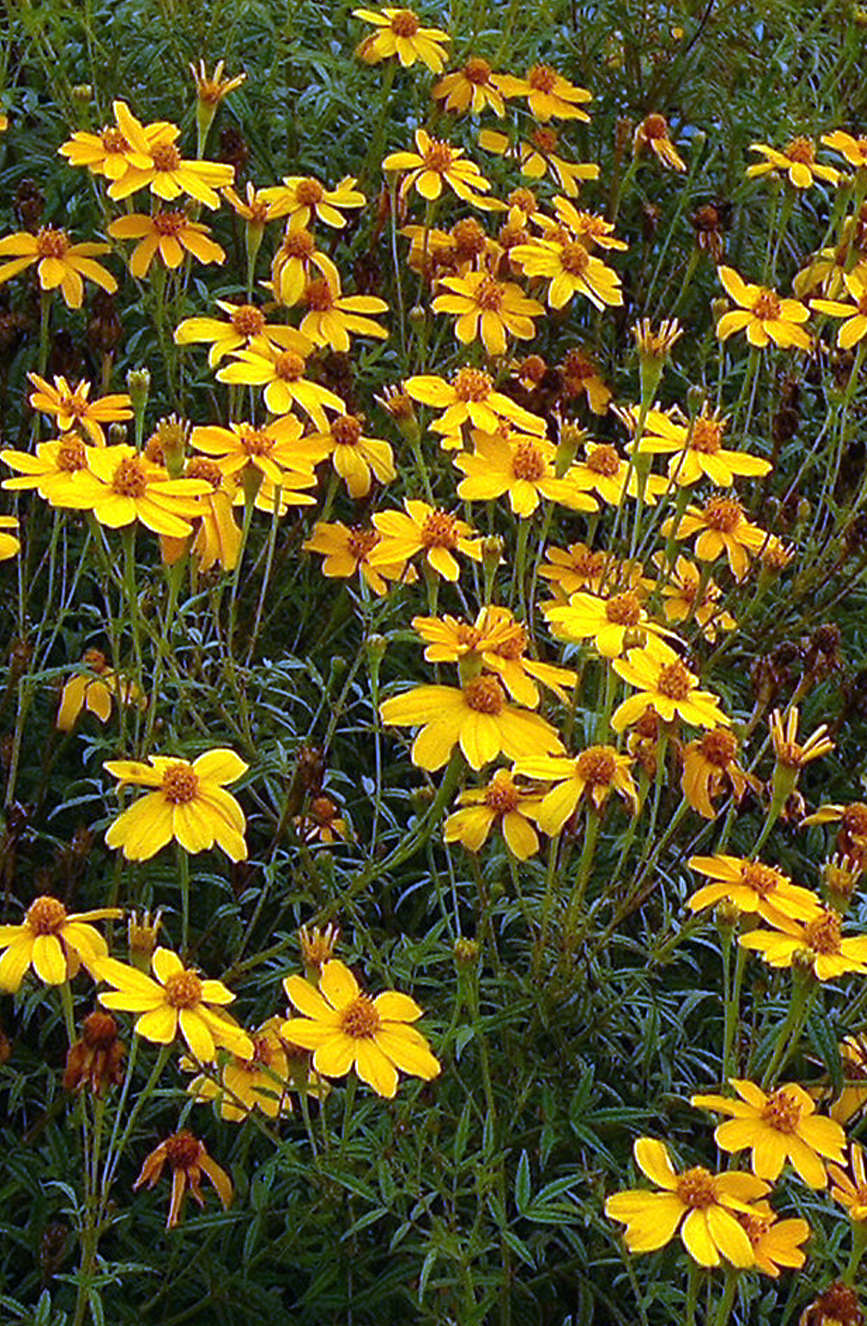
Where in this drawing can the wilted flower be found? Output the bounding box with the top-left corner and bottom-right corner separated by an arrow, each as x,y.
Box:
133,1130 -> 232,1228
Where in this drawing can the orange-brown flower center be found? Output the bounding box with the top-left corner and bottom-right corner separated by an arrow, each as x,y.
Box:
739,861 -> 784,897
785,136 -> 815,165
561,241 -> 590,275
675,1166 -> 717,1208
641,114 -> 669,141
57,436 -> 87,471
528,64 -> 557,92
274,351 -> 305,381
230,305 -> 265,337
153,211 -> 187,236
295,178 -> 325,207
842,804 -> 867,838
492,625 -> 528,660
26,895 -> 68,935
239,425 -> 275,456
737,1210 -> 772,1244
304,278 -> 336,311
484,774 -> 520,813
531,127 -> 558,153
703,497 -> 742,533
83,647 -> 108,672
587,444 -> 620,477
657,659 -> 693,700
36,227 -> 70,259
347,526 -> 379,559
279,228 -> 315,260
691,416 -> 724,454
475,277 -> 504,311
464,57 -> 492,84
803,911 -> 842,954
463,675 -> 505,714
699,729 -> 737,767
161,763 -> 199,804
339,994 -> 381,1037
451,218 -> 486,258
164,1130 -> 202,1167
420,509 -> 458,548
112,457 -> 148,498
761,1088 -> 803,1133
511,441 -> 546,482
605,592 -> 642,625
389,8 -> 420,36
331,415 -> 363,447
453,367 -> 492,402
186,457 -> 223,488
424,139 -> 456,172
100,127 -> 129,153
163,970 -> 203,1008
575,747 -> 618,784
151,142 -> 182,173
752,289 -> 781,320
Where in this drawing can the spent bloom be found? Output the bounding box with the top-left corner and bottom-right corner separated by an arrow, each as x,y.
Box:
133,1130 -> 232,1229
56,648 -> 144,731
681,728 -> 750,820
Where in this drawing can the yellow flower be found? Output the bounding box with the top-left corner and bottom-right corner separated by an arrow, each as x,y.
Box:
282,958 -> 441,1098
537,542 -> 608,596
513,746 -> 639,833
822,129 -> 867,169
0,225 -> 116,308
404,366 -> 545,443
633,113 -> 685,171
716,266 -> 811,349
811,266 -> 867,348
297,276 -> 389,352
479,126 -> 599,197
511,235 -> 622,311
104,748 -> 248,862
747,137 -> 839,189
270,221 -> 340,304
353,7 -> 450,71
170,458 -> 242,571
27,373 -> 132,445
739,907 -> 867,981
258,174 -> 365,228
656,555 -> 737,641
829,1142 -> 867,1222
544,197 -> 628,251
0,514 -> 19,560
770,706 -> 834,770
303,521 -> 412,595
822,1038 -> 867,1124
0,895 -> 121,991
663,494 -> 768,581
735,1204 -> 810,1277
497,65 -> 592,122
630,405 -> 771,487
384,129 -> 492,206
106,101 -> 233,207
295,795 -> 349,845
97,947 -> 253,1059
190,416 -> 322,489
174,300 -> 310,366
604,1137 -> 767,1266
370,499 -> 482,581
611,640 -> 730,732
82,444 -> 210,537
691,1080 -> 845,1188
544,587 -> 672,659
559,347 -> 611,412
1,436 -> 105,508
183,1016 -> 316,1121
444,768 -> 543,859
802,800 -> 867,849
304,414 -> 394,497
217,341 -> 343,429
432,58 -> 513,116
433,270 -> 543,356
133,1129 -> 233,1229
108,210 -> 225,277
454,428 -> 598,517
680,730 -> 758,819
379,675 -> 563,771
56,648 -> 144,731
687,855 -> 822,925
59,113 -> 158,181
565,441 -> 668,508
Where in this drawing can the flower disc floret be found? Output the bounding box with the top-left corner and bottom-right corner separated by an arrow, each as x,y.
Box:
164,970 -> 204,1008
340,994 -> 381,1037
27,896 -> 68,934
464,675 -> 505,714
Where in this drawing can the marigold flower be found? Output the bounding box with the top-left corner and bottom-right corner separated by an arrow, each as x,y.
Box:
811,267 -> 867,348
104,748 -> 248,862
80,444 -> 209,537
735,1203 -> 810,1277
108,210 -> 225,277
258,174 -> 365,228
404,367 -> 545,443
297,276 -> 389,352
59,112 -> 159,181
432,270 -> 543,356
295,795 -> 349,845
663,494 -> 768,581
604,1137 -> 768,1266
547,589 -> 673,660
56,648 -> 144,731
611,639 -> 730,732
97,946 -> 253,1060
270,221 -> 340,304
217,341 -> 343,429
739,907 -> 867,981
176,458 -> 242,571
633,113 -> 685,171
63,1011 -> 125,1095
510,235 -> 622,311
432,58 -> 513,116
545,197 -> 629,251
370,499 -> 482,581
630,405 -> 771,487
303,521 -> 412,595
538,542 -> 608,596
479,126 -> 599,197
770,706 -> 834,770
354,6 -> 449,70
27,374 -> 132,445
497,65 -> 592,122
444,768 -> 543,859
183,1016 -> 312,1120
747,138 -> 839,189
513,746 -> 639,833
0,225 -> 116,308
687,854 -> 822,925
133,1129 -> 232,1228
174,300 -> 310,367
282,958 -> 441,1098
379,676 -> 563,770
454,428 -> 597,517
680,729 -> 758,818
0,896 -> 121,991
823,129 -> 867,169
716,266 -> 811,349
0,515 -> 19,560
384,128 -> 491,206
559,347 -> 611,412
304,414 -> 394,497
106,101 -> 234,207
657,555 -> 736,641
190,416 -> 323,488
803,801 -> 867,853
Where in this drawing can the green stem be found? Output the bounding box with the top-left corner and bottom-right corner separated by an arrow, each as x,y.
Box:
563,807 -> 601,946
177,845 -> 190,954
722,944 -> 745,1085
760,973 -> 816,1089
713,1270 -> 738,1326
843,1220 -> 867,1286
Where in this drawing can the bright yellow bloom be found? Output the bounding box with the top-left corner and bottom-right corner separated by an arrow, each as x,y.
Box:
479,126 -> 599,197
0,895 -> 121,991
432,59 -> 513,116
546,590 -> 673,659
739,908 -> 867,981
829,1142 -> 867,1222
497,65 -> 592,122
184,1016 -> 320,1120
444,769 -> 543,859
656,555 -> 737,641
190,416 -> 323,488
687,855 -> 822,925
270,223 -> 340,306
370,499 -> 482,581
604,1137 -> 767,1267
177,457 -> 242,571
304,414 -> 394,497
27,374 -> 132,445
537,542 -> 608,596
282,958 -> 441,1098
716,266 -> 811,349
629,405 -> 771,486
296,276 -> 388,352
747,138 -> 839,189
454,428 -> 597,517
663,494 -> 768,581
404,367 -> 545,443
106,101 -> 234,207
433,270 -> 543,356
513,746 -> 639,834
736,1204 -> 809,1277
353,7 -> 450,71
0,225 -> 116,308
811,266 -> 867,348
511,235 -> 622,311
823,129 -> 867,169
384,129 -> 491,206
820,1038 -> 867,1124
770,706 -> 834,770
633,114 -> 685,171
611,640 -> 730,732
97,947 -> 253,1060
59,112 -> 162,181
82,445 -> 209,537
680,730 -> 758,819
566,441 -> 668,508
57,648 -> 144,731
133,1130 -> 232,1229
258,174 -> 365,228
0,514 -> 19,560
1,436 -> 106,508
217,341 -> 343,429
379,676 -> 563,771
691,1080 -> 845,1189
104,748 -> 248,862
108,210 -> 225,277
174,300 -> 309,366
303,521 -> 412,595
543,197 -> 629,251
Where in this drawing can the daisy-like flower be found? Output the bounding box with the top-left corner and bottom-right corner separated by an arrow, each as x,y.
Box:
611,639 -> 730,733
217,341 -> 343,429
56,648 -> 144,732
829,1142 -> 867,1222
295,795 -> 349,846
0,515 -> 19,560
545,589 -> 673,659
633,113 -> 686,171
497,64 -> 592,122
106,101 -> 234,207
566,441 -> 669,509
304,414 -> 394,498
59,115 -> 157,181
303,521 -> 412,595
384,129 -> 491,206
108,210 -> 225,277
656,555 -> 737,642
629,406 -> 771,487
1,436 -> 106,509
716,267 -> 811,349
511,235 -> 622,311
258,174 -> 365,228
444,768 -> 543,859
433,271 -> 543,356
297,276 -> 389,352
404,366 -> 545,444
454,428 -> 598,517
560,347 -> 612,413
692,1080 -> 845,1189
353,6 -> 449,70
183,1016 -> 318,1121
270,222 -> 340,305
810,267 -> 867,348
133,1130 -> 232,1229
97,947 -> 253,1059
663,495 -> 768,581
174,458 -> 242,572
370,499 -> 483,581
104,748 -> 248,862
0,896 -> 121,991
604,1137 -> 767,1267
189,417 -> 323,489
223,180 -> 276,229
739,907 -> 867,981
513,746 -> 639,834
479,126 -> 599,197
823,129 -> 867,169
536,543 -> 613,597
0,225 -> 116,308
770,706 -> 834,771
174,300 -> 310,367
27,374 -> 132,446
380,675 -> 564,771
543,196 -> 628,250
747,137 -> 840,189
82,445 -> 210,537
282,958 -> 441,1099
735,1204 -> 810,1277
687,855 -> 822,925
680,729 -> 758,819
432,58 -> 513,116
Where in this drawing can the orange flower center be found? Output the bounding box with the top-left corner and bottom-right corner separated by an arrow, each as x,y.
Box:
657,659 -> 693,700
248,1036 -> 275,1067
35,227 -> 70,259
304,278 -> 335,311
424,139 -> 455,172
842,804 -> 867,837
339,994 -> 381,1037
605,592 -> 642,626
517,352 -> 545,380
691,416 -> 724,454
699,729 -> 737,767
492,626 -> 528,661
531,127 -> 558,153
474,277 -> 504,311
274,351 -> 306,381
153,211 -> 187,236
675,1166 -> 717,1208
453,367 -> 492,402
451,218 -> 486,258
57,436 -> 87,471
164,1130 -> 202,1167
238,426 -> 274,456
295,178 -> 325,207
161,763 -> 199,804
389,8 -> 420,36
703,497 -> 742,532
562,348 -> 594,381
464,57 -> 492,84
484,774 -> 520,814
785,136 -> 815,164
803,911 -> 842,954
230,305 -> 265,337
511,441 -> 546,482
739,861 -> 784,897
463,675 -> 505,714
151,142 -> 182,173
420,509 -> 458,548
83,647 -> 108,672
575,747 -> 617,784
332,415 -> 363,447
163,971 -> 203,1008
455,622 -> 482,648
347,526 -> 379,559
752,289 -> 781,320
186,457 -> 222,488
641,114 -> 669,141
761,1088 -> 803,1132
26,895 -> 68,935
561,241 -> 590,275
737,1210 -> 772,1244
100,127 -> 129,153
111,457 -> 148,498
279,229 -> 315,259
528,64 -> 557,92
587,445 -> 620,476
